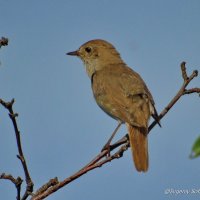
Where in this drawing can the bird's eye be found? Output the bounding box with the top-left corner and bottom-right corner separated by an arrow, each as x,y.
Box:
85,47 -> 92,53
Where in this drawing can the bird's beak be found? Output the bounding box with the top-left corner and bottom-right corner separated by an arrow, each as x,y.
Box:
66,50 -> 79,56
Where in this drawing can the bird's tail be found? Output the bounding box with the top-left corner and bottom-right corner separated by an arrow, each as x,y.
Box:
126,123 -> 149,172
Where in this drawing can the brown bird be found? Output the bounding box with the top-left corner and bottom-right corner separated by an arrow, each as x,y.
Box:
67,39 -> 160,172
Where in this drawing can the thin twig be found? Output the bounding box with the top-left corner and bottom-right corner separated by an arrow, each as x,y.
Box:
183,88 -> 200,95
31,62 -> 199,200
0,99 -> 34,200
149,62 -> 199,131
0,173 -> 23,200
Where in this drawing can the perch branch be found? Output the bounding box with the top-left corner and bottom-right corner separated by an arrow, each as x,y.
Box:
31,62 -> 199,200
0,99 -> 34,200
31,142 -> 129,200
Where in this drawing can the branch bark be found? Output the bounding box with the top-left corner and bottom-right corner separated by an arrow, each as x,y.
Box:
30,62 -> 200,200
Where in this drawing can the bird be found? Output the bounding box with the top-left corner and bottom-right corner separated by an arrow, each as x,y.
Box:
67,39 -> 160,172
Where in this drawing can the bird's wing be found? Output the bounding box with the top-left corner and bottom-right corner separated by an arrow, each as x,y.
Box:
117,65 -> 161,126
92,64 -> 160,127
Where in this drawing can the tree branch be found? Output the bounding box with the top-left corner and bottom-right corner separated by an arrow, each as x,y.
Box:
30,62 -> 199,200
0,99 -> 34,200
148,62 -> 199,131
0,173 -> 23,200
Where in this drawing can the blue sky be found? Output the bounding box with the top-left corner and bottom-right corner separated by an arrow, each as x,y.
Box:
0,1 -> 200,199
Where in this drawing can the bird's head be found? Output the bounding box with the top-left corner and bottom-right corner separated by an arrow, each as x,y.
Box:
67,39 -> 124,77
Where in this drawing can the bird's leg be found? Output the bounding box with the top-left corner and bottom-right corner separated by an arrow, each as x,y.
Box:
101,121 -> 123,156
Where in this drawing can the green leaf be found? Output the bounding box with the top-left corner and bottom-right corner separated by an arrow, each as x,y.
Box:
190,136 -> 200,159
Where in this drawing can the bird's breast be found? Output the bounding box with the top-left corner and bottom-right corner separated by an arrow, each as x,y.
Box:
91,75 -> 121,121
